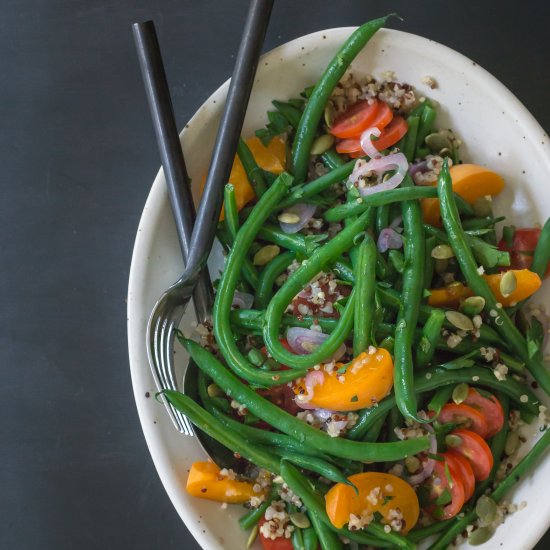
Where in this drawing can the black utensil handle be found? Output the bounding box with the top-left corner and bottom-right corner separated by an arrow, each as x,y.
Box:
133,20 -> 213,322
185,0 -> 273,273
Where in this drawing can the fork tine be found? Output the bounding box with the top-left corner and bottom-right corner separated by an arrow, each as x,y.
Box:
162,318 -> 195,435
147,297 -> 188,433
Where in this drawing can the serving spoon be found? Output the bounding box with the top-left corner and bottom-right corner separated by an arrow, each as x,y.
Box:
133,0 -> 273,434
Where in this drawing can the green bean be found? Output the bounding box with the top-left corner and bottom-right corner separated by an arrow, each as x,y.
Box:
163,390 -> 280,473
213,172 -> 309,386
238,490 -> 276,530
453,193 -> 475,218
255,251 -> 296,309
302,525 -> 319,550
291,15 -> 391,183
415,104 -> 436,155
264,210 -> 373,368
257,224 -> 323,256
353,235 -> 376,355
423,235 -> 436,289
321,148 -> 346,170
428,423 -> 550,550
402,115 -> 420,162
324,186 -> 438,222
408,519 -> 453,542
416,308 -> 445,368
292,525 -> 305,550
362,411 -> 388,442
224,184 -> 239,239
387,406 -> 403,442
394,175 -> 426,421
308,510 -> 344,550
376,204 -> 390,235
347,365 -> 539,440
427,385 -> 454,416
273,99 -> 302,129
182,338 -> 430,462
237,137 -> 268,197
271,448 -> 353,488
438,160 -> 550,396
198,371 -> 334,461
531,217 -> 550,278
388,249 -> 405,274
280,461 -> 414,549
461,215 -> 506,231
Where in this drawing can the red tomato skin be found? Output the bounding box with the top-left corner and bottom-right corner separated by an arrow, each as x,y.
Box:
463,388 -> 505,438
329,100 -> 381,138
438,403 -> 489,439
498,227 -> 549,275
258,518 -> 294,550
444,451 -> 476,501
451,429 -> 494,481
426,459 -> 465,519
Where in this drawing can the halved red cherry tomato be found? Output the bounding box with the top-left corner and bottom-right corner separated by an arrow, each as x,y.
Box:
329,100 -> 382,138
463,388 -> 505,438
451,429 -> 494,481
424,457 -> 465,519
444,451 -> 475,501
340,115 -> 408,158
498,228 -> 550,275
369,115 -> 408,152
437,403 -> 489,438
258,517 -> 293,550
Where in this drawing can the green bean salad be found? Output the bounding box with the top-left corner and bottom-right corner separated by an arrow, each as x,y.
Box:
164,15 -> 550,550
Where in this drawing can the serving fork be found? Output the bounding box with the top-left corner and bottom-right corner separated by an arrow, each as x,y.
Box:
133,0 -> 273,433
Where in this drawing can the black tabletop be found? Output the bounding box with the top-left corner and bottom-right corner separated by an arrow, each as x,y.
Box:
2,1 -> 549,549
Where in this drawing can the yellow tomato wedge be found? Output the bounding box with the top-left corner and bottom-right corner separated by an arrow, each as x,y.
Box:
214,135 -> 286,220
294,349 -> 393,411
186,461 -> 260,503
428,269 -> 542,308
421,164 -> 505,226
325,472 -> 419,534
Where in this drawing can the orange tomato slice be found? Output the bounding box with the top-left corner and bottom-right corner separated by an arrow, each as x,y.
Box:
421,164 -> 505,226
186,461 -> 260,503
294,349 -> 394,411
325,472 -> 419,533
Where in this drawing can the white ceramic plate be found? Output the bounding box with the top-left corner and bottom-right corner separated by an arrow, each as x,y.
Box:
128,27 -> 550,550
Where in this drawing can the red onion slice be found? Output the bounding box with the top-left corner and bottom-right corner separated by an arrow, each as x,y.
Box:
360,127 -> 382,159
408,159 -> 429,177
408,425 -> 437,485
279,203 -> 316,234
286,327 -> 346,362
231,290 -> 254,310
377,228 -> 403,253
349,152 -> 409,197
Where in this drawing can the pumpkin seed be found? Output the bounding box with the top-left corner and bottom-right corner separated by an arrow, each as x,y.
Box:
207,383 -> 224,398
253,244 -> 281,266
475,495 -> 498,526
468,526 -> 495,546
452,383 -> 469,405
473,196 -> 493,217
431,244 -> 455,260
324,101 -> 335,128
434,258 -> 449,274
445,310 -> 474,331
505,431 -> 520,456
425,132 -> 452,152
310,134 -> 335,155
246,524 -> 259,549
460,296 -> 486,316
405,455 -> 421,473
290,512 -> 311,529
439,147 -> 454,158
500,270 -> 517,298
278,212 -> 301,224
445,433 -> 464,447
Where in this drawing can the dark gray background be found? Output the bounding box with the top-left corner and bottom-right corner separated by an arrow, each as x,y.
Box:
2,1 -> 549,548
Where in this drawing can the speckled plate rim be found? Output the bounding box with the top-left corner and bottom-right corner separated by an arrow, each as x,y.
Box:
128,27 -> 550,550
